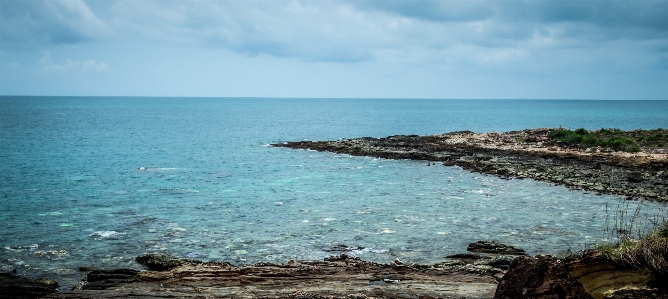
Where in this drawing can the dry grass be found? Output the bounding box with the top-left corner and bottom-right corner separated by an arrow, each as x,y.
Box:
599,200 -> 668,274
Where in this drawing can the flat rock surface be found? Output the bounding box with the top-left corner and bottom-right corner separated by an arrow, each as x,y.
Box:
44,255 -> 499,298
273,129 -> 668,201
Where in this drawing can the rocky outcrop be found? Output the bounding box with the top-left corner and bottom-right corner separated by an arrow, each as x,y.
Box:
494,251 -> 668,299
467,240 -> 527,255
0,272 -> 59,298
272,129 -> 668,201
135,253 -> 204,271
45,253 -> 503,299
494,255 -> 588,299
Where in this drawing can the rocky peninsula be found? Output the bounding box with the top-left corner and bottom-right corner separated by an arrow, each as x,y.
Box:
273,128 -> 668,201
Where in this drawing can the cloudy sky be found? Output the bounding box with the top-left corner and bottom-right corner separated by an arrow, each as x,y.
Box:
1,0 -> 668,99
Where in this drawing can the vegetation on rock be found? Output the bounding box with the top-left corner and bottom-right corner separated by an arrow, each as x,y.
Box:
548,128 -> 668,152
598,220 -> 668,274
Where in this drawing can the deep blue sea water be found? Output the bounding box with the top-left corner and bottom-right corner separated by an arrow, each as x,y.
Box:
1,97 -> 667,288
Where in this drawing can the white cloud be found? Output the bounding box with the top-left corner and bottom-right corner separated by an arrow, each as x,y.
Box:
83,60 -> 109,72
1,0 -> 110,50
108,1 -> 421,62
38,51 -> 108,73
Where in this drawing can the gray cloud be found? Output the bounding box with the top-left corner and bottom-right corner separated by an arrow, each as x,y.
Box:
109,1 -> 391,62
354,0 -> 494,22
8,0 -> 666,65
1,0 -> 108,51
360,1 -> 668,43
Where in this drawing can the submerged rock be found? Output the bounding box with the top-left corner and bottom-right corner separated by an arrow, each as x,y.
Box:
135,253 -> 202,271
467,240 -> 527,255
324,244 -> 365,252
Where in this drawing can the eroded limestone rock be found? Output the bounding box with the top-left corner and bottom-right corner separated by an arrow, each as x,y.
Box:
494,251 -> 668,299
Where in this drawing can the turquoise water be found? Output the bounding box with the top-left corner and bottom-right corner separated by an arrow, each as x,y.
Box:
1,97 -> 667,288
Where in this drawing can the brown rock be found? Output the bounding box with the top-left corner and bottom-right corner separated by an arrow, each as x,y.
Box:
467,240 -> 527,255
495,251 -> 668,299
45,255 -> 499,298
494,255 -> 587,299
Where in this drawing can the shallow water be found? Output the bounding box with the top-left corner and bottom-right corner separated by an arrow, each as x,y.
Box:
1,97 -> 666,288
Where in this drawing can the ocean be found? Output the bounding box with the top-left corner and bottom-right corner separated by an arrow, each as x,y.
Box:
1,97 -> 667,288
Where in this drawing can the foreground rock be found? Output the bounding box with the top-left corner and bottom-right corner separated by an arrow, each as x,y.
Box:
494,251 -> 668,299
273,129 -> 668,201
45,254 -> 501,299
0,272 -> 58,298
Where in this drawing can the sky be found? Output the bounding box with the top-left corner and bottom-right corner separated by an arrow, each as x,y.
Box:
1,0 -> 668,99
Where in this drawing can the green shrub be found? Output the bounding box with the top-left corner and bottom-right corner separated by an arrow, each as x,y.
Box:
574,128 -> 588,135
582,135 -> 599,147
548,129 -> 571,139
599,128 -> 613,135
547,128 -> 648,152
629,145 -> 642,153
660,226 -> 668,238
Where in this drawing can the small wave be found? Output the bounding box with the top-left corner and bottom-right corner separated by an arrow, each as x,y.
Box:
185,251 -> 207,258
137,167 -> 180,171
89,231 -> 125,239
351,247 -> 389,255
469,189 -> 491,194
5,244 -> 38,251
158,188 -> 199,193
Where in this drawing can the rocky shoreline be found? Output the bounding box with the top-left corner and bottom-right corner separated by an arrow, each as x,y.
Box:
273,128 -> 668,201
5,241 -> 665,298
3,241 -> 528,299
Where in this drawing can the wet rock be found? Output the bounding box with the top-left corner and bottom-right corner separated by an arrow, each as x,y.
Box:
0,272 -> 58,298
34,278 -> 58,288
78,266 -> 96,272
324,244 -> 365,252
323,254 -> 361,262
474,255 -> 518,270
445,253 -> 484,259
467,240 -> 526,255
74,269 -> 140,291
135,253 -> 201,271
628,172 -> 645,183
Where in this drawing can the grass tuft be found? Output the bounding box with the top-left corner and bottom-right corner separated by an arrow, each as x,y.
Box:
598,199 -> 668,274
599,222 -> 668,273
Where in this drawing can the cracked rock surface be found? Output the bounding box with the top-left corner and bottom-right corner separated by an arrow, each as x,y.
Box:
44,254 -> 502,299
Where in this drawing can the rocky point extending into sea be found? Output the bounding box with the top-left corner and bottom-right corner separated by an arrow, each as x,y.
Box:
274,128 -> 668,201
